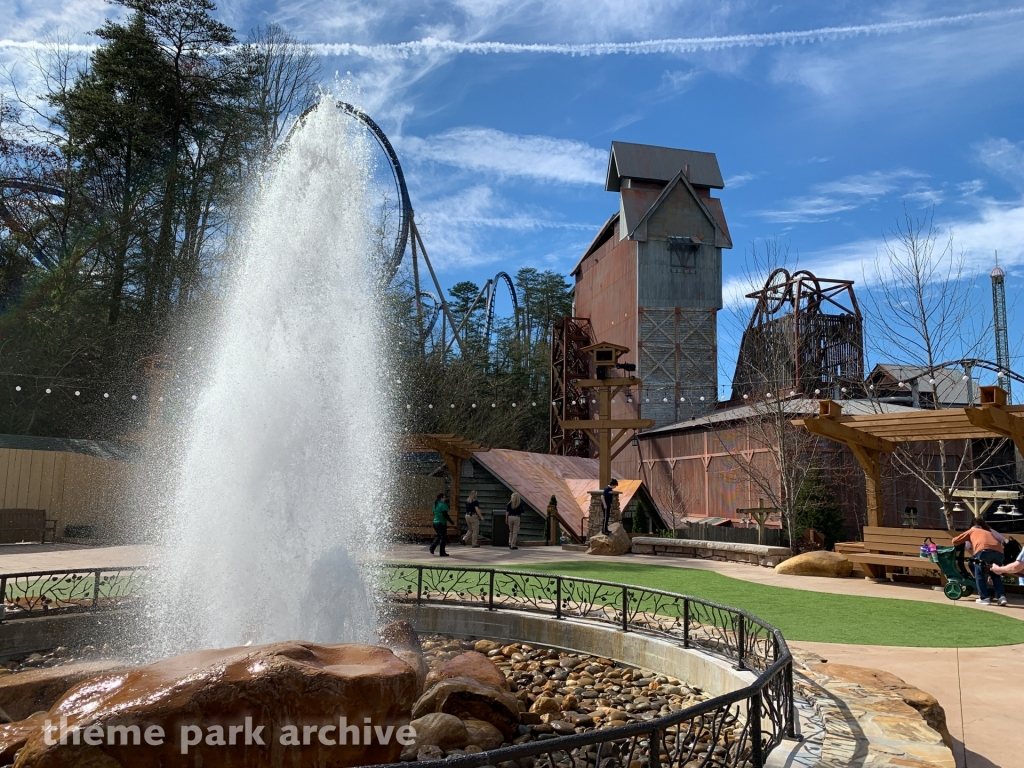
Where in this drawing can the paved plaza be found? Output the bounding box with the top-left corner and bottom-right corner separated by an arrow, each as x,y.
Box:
1,541 -> 1019,766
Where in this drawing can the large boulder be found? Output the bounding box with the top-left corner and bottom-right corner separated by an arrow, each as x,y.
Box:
14,642 -> 419,768
808,663 -> 953,750
774,550 -> 852,578
424,652 -> 509,692
412,677 -> 520,739
587,522 -> 632,556
0,661 -> 125,721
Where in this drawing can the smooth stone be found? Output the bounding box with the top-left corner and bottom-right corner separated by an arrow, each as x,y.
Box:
0,661 -> 127,721
425,652 -> 509,692
407,712 -> 469,752
464,718 -> 505,751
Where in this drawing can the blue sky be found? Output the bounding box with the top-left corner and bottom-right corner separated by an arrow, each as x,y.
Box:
4,1 -> 1024,392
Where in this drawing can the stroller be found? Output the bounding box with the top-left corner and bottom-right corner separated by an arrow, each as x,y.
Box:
934,545 -> 978,600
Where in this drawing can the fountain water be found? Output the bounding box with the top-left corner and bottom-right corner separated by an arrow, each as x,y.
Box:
144,95 -> 391,656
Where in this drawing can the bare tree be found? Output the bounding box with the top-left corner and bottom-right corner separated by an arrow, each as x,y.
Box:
242,23 -> 321,162
713,238 -> 827,547
864,207 -> 1003,530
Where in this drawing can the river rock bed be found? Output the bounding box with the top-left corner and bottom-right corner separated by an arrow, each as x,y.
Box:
412,634 -> 709,760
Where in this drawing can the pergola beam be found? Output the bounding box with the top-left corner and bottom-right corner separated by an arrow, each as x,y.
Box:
965,406 -> 1024,456
795,388 -> 1019,532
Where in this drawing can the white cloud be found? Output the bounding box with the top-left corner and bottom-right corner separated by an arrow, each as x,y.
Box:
758,169 -> 929,223
768,12 -> 1024,104
724,172 -> 757,188
400,127 -> 605,185
412,184 -> 601,269
661,69 -> 699,93
976,137 -> 1024,188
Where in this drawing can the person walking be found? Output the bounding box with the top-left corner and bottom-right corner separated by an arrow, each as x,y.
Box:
953,516 -> 1007,606
430,492 -> 453,557
506,492 -> 524,550
463,491 -> 483,547
601,478 -> 619,535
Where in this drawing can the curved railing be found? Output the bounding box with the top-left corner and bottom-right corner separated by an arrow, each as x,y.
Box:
0,563 -> 796,767
379,563 -> 795,768
0,566 -> 150,621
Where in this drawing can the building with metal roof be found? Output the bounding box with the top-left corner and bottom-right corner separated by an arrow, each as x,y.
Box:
865,364 -> 974,408
571,141 -> 733,462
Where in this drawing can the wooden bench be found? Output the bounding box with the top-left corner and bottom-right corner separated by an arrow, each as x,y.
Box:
0,509 -> 56,544
843,526 -> 954,579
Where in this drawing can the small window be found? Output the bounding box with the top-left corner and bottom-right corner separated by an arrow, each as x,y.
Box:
461,461 -> 474,477
668,237 -> 700,273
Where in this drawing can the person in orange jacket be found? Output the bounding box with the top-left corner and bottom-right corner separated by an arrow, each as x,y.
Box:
953,517 -> 1007,606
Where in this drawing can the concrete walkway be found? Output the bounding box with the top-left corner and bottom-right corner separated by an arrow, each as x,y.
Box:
791,640 -> 1022,768
0,543 -> 155,572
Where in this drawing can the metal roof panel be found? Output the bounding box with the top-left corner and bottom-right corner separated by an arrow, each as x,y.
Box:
607,142 -> 724,191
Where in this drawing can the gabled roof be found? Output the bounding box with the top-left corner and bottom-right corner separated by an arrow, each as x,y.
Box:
472,449 -> 660,537
645,398 -> 919,435
574,212 -> 618,274
606,141 -> 724,192
867,364 -> 973,406
0,433 -> 138,461
626,170 -> 733,248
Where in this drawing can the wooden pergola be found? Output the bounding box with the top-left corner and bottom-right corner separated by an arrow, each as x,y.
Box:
795,386 -> 1024,527
403,434 -> 488,510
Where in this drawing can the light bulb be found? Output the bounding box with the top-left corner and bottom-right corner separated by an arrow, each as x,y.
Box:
962,374 -> 969,381
471,404 -> 477,408
700,396 -> 705,402
428,404 -> 433,409
789,391 -> 795,397
406,404 -> 411,410
75,391 -> 81,396
814,389 -> 820,395
680,397 -> 685,402
898,381 -> 904,388
841,387 -> 847,394
158,396 -> 164,402
663,397 -> 668,402
511,403 -> 516,408
743,394 -> 749,400
929,378 -> 936,385
645,398 -> 650,403
103,393 -> 109,398
491,403 -> 496,408
626,396 -> 632,403
131,395 -> 137,400
396,379 -> 402,384
531,402 -> 536,406
14,386 -> 20,392
45,389 -> 51,394
869,384 -> 874,390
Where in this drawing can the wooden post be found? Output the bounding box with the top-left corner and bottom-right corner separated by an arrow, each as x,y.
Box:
598,385 -> 611,487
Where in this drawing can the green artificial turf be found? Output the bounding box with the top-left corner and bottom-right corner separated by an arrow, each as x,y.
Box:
497,561 -> 1024,648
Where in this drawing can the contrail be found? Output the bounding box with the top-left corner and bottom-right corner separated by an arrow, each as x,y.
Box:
2,7 -> 1020,59
308,8 -> 1024,60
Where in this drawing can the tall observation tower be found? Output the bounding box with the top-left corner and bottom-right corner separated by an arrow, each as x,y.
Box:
992,251 -> 1011,402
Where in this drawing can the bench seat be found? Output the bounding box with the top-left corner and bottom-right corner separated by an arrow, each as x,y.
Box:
844,552 -> 940,571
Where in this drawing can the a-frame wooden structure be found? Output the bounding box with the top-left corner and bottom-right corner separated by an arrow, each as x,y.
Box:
796,386 -> 1024,527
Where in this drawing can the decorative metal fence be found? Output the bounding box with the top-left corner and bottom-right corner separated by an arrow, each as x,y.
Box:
0,563 -> 796,767
0,566 -> 150,622
380,564 -> 795,768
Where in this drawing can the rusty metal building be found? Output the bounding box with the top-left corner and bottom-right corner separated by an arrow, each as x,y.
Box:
572,141 -> 733,443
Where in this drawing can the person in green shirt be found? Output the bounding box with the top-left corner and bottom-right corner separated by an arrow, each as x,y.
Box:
430,492 -> 454,557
